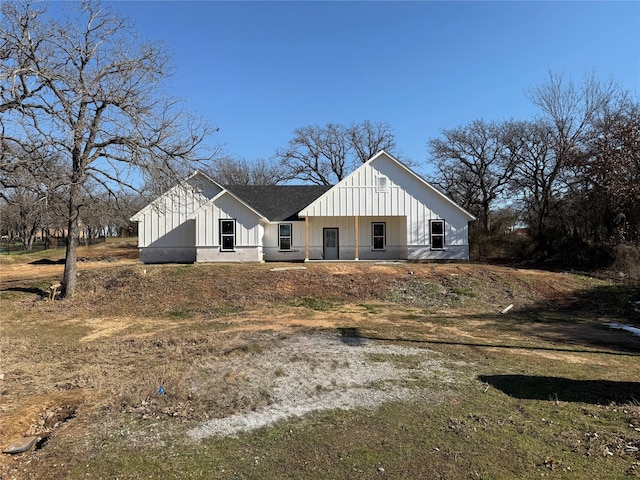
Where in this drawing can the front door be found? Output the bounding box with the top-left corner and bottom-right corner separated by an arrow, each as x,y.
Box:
323,228 -> 339,260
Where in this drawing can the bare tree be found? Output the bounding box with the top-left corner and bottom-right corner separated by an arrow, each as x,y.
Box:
1,1 -> 215,297
348,120 -> 397,164
580,99 -> 640,244
527,72 -> 618,160
0,144 -> 68,248
1,189 -> 45,250
428,119 -> 516,234
503,119 -> 560,239
277,121 -> 398,185
208,156 -> 285,185
519,72 -> 622,245
79,190 -> 142,239
277,124 -> 349,185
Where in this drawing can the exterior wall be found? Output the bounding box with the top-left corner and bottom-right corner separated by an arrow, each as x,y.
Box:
300,153 -> 473,260
304,216 -> 408,261
194,192 -> 263,248
133,175 -> 222,249
140,246 -> 196,264
192,192 -> 264,262
137,218 -> 197,263
408,245 -> 470,261
262,221 -> 307,262
356,216 -> 407,260
133,154 -> 474,264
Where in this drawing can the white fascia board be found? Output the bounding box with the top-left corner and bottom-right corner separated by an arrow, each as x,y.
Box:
373,151 -> 478,221
186,189 -> 226,220
129,170 -> 222,222
298,150 -> 397,217
187,189 -> 267,222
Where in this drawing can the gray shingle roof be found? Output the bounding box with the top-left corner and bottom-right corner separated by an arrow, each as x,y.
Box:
224,185 -> 332,222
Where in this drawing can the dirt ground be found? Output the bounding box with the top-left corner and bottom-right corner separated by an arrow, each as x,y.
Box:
0,242 -> 139,285
1,243 -> 638,479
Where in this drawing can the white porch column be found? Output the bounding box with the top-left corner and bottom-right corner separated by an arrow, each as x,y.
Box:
304,217 -> 309,262
354,216 -> 359,261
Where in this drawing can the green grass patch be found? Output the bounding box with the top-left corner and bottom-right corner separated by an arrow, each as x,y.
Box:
365,353 -> 424,369
168,264 -> 193,276
0,290 -> 29,301
359,303 -> 380,314
387,279 -> 470,309
451,286 -> 477,297
168,308 -> 194,319
517,275 -> 536,286
32,279 -> 55,292
293,296 -> 335,311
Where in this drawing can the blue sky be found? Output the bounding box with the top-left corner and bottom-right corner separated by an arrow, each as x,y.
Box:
104,1 -> 639,178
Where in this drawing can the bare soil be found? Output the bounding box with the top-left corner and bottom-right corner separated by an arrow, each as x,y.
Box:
1,242 -> 638,479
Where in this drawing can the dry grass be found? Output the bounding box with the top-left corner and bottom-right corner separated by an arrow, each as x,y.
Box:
0,240 -> 639,479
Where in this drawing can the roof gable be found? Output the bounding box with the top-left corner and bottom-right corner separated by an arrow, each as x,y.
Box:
130,170 -> 221,221
299,150 -> 476,220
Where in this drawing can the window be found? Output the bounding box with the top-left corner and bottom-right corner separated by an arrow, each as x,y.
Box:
430,220 -> 445,249
220,219 -> 235,251
372,222 -> 386,250
376,175 -> 389,193
279,223 -> 292,250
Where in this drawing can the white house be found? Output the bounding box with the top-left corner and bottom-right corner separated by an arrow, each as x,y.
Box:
130,151 -> 476,263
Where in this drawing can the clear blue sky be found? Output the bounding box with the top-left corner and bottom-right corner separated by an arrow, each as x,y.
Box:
104,1 -> 639,178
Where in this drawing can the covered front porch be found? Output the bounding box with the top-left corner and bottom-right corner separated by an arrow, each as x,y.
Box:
302,216 -> 408,261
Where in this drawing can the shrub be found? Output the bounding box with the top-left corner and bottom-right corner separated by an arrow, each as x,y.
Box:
612,243 -> 640,280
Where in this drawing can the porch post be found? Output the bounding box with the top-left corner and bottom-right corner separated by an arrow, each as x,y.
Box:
304,217 -> 309,261
354,216 -> 359,261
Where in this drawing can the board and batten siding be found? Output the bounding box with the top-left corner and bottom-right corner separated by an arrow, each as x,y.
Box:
132,152 -> 474,263
134,177 -> 222,248
299,152 -> 475,260
192,192 -> 265,262
300,154 -> 469,246
262,221 -> 307,261
193,192 -> 263,248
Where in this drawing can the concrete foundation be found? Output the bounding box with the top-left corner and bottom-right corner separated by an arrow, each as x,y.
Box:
140,247 -> 196,264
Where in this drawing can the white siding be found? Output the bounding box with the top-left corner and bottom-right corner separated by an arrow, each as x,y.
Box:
262,221 -> 307,262
301,216 -> 408,261
299,152 -> 474,259
301,153 -> 469,219
133,174 -> 222,248
194,192 -> 262,248
133,152 -> 474,263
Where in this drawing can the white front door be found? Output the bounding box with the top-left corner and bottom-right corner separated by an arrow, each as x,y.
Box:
323,228 -> 339,260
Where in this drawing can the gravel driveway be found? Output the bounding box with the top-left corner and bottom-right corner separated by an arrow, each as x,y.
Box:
188,333 -> 463,439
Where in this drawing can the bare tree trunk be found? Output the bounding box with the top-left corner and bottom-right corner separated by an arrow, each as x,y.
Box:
62,181 -> 81,298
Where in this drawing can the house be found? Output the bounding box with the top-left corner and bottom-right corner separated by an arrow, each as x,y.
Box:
130,151 -> 476,263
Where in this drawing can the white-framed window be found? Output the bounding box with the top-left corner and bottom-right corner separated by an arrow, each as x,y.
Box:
279,223 -> 292,251
376,175 -> 389,193
220,219 -> 236,251
430,219 -> 445,249
372,222 -> 386,250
